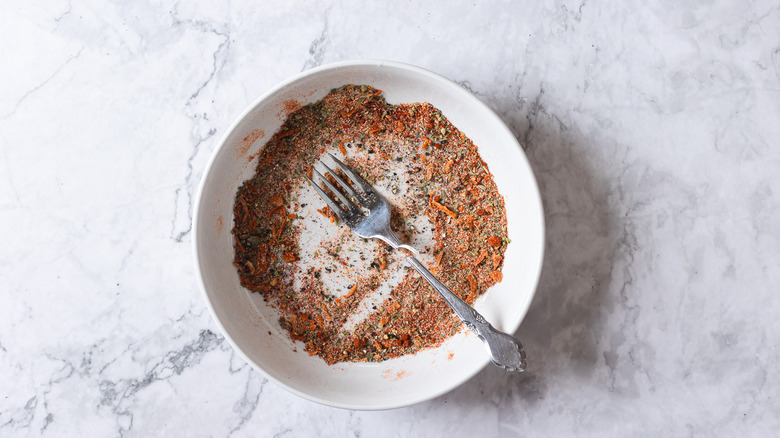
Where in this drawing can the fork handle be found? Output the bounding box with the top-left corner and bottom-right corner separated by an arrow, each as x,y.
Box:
404,257 -> 527,372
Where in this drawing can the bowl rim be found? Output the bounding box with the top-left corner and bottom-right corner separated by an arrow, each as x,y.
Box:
192,59 -> 545,410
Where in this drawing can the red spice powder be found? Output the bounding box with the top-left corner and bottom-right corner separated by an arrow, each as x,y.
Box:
216,215 -> 224,234
236,128 -> 265,159
279,99 -> 303,119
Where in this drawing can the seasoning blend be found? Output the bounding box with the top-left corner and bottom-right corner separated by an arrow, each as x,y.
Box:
232,85 -> 508,364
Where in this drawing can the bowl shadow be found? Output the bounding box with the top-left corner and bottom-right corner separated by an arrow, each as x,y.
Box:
419,101 -> 617,410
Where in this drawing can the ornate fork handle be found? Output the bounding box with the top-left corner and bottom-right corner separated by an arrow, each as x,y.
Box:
404,256 -> 527,372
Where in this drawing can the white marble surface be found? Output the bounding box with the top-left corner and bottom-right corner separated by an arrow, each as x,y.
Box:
2,0 -> 779,436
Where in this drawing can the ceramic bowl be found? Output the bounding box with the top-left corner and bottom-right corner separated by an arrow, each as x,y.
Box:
193,60 -> 544,409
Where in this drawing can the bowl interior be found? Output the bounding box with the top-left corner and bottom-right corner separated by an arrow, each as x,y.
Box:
193,61 -> 544,409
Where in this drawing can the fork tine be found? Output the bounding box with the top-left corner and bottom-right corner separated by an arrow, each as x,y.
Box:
311,168 -> 359,211
319,161 -> 362,201
326,153 -> 373,192
305,176 -> 346,219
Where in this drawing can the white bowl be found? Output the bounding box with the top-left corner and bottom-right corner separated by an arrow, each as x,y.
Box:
193,60 -> 544,410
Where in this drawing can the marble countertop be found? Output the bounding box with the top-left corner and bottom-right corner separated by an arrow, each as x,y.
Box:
2,1 -> 779,436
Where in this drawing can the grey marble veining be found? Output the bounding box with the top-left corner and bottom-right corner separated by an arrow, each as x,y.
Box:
1,0 -> 779,436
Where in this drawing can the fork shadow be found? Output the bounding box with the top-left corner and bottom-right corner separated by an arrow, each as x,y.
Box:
421,104 -> 617,410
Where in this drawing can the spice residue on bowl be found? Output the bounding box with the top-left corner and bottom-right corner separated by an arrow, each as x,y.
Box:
232,85 -> 508,364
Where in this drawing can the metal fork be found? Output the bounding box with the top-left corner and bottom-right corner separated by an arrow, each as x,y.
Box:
306,153 -> 527,372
